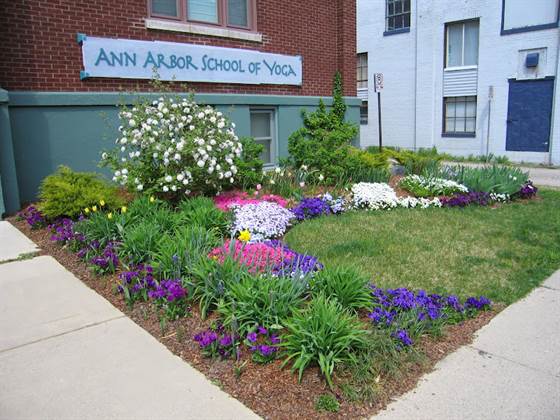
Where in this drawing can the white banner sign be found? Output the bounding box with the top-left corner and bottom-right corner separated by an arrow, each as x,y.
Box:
79,35 -> 302,85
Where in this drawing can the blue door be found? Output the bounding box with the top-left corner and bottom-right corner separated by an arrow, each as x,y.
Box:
505,78 -> 554,152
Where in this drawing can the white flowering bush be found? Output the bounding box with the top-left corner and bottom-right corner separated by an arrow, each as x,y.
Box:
351,182 -> 399,210
231,201 -> 295,242
102,95 -> 243,197
351,182 -> 442,211
399,175 -> 468,198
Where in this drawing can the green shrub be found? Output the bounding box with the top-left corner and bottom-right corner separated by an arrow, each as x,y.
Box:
218,273 -> 307,336
177,196 -> 230,236
311,266 -> 371,312
234,136 -> 264,189
315,394 -> 340,413
282,294 -> 367,388
38,166 -> 124,219
398,174 -> 468,197
288,73 -> 359,184
152,225 -> 218,279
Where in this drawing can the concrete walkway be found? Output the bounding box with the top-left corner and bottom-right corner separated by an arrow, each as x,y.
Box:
0,222 -> 259,420
374,270 -> 560,420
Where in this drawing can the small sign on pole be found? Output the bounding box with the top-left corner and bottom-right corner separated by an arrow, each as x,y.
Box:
374,73 -> 383,151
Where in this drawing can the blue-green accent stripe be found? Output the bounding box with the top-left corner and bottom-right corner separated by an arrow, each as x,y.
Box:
7,91 -> 362,107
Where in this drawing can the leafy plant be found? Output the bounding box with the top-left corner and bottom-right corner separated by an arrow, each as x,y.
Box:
442,165 -> 529,194
74,211 -> 126,248
281,294 -> 367,388
118,221 -> 162,265
218,273 -> 307,336
315,394 -> 340,413
38,166 -> 124,219
177,196 -> 230,236
190,255 -> 252,319
234,136 -> 264,189
152,225 -> 218,279
399,175 -> 468,197
310,266 -> 372,312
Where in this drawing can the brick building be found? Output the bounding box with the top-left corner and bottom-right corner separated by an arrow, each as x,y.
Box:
0,0 -> 359,215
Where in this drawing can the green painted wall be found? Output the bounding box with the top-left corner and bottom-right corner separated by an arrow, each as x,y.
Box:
0,89 -> 20,217
5,91 -> 361,210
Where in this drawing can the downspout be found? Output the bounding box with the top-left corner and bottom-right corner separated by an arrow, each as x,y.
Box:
412,0 -> 418,151
548,30 -> 560,165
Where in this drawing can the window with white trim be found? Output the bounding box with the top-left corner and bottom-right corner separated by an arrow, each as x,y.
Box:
250,109 -> 276,166
446,20 -> 479,68
360,101 -> 368,125
148,0 -> 256,31
357,53 -> 368,89
444,96 -> 477,134
386,0 -> 411,32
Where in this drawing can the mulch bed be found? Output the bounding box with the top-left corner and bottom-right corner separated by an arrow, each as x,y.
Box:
9,217 -> 499,419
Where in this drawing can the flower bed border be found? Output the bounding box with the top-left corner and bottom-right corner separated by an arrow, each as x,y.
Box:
9,217 -> 500,420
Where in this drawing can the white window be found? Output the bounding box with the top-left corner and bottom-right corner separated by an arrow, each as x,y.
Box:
250,109 -> 276,166
357,53 -> 368,89
446,20 -> 479,68
444,96 -> 477,135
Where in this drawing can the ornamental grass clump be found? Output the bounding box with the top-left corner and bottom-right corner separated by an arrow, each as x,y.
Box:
101,95 -> 244,197
282,294 -> 367,389
218,273 -> 307,336
310,266 -> 371,312
231,201 -> 295,242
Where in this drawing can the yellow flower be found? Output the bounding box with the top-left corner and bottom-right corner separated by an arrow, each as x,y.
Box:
107,212 -> 113,219
150,196 -> 155,203
238,230 -> 251,242
92,205 -> 98,212
121,206 -> 127,213
99,199 -> 106,207
84,207 -> 90,214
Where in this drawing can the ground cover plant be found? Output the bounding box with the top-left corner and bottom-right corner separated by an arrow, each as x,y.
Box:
12,84 -> 554,419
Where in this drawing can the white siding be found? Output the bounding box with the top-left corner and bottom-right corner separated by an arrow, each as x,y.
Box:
357,0 -> 560,164
443,68 -> 478,97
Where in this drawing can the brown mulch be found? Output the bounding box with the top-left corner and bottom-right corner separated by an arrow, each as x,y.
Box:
10,217 -> 499,419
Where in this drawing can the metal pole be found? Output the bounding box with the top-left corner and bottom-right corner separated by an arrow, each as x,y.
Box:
377,91 -> 383,152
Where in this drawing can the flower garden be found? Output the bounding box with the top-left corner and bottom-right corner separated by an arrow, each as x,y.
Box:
11,82 -> 560,419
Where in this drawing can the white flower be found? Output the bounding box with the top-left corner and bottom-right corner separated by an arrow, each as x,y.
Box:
101,152 -> 108,160
318,174 -> 324,181
137,184 -> 144,191
165,175 -> 172,182
275,167 -> 281,174
129,119 -> 136,127
122,168 -> 128,175
299,182 -> 305,188
163,185 -> 169,192
197,160 -> 205,168
177,173 -> 184,181
197,112 -> 205,119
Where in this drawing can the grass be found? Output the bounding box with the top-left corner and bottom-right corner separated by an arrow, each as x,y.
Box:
285,189 -> 560,305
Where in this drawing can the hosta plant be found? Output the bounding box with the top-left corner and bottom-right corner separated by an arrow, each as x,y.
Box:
102,95 -> 244,198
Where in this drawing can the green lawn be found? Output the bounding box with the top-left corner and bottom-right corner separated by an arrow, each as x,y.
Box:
285,189 -> 560,304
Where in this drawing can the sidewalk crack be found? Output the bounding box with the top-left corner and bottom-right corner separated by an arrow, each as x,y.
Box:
0,315 -> 126,354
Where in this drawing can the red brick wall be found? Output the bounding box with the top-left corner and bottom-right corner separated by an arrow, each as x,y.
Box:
0,0 -> 356,96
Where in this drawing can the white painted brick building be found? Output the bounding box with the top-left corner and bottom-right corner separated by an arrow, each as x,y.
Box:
358,0 -> 560,165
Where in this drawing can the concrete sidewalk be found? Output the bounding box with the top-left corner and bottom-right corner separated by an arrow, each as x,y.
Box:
374,271 -> 560,420
0,222 -> 259,420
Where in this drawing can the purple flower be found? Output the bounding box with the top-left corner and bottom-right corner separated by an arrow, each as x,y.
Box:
392,329 -> 413,347
291,197 -> 331,221
247,332 -> 257,343
517,181 -> 538,199
257,326 -> 268,335
18,206 -> 46,229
